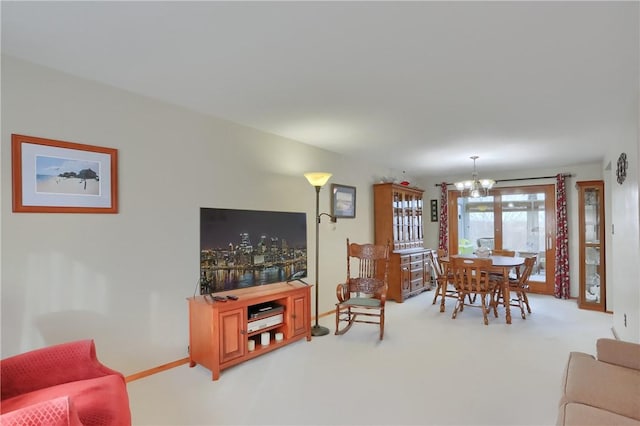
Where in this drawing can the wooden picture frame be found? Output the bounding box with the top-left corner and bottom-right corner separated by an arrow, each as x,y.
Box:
331,183 -> 356,219
12,134 -> 118,213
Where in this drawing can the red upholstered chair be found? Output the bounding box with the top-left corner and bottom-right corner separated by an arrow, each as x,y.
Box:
0,396 -> 83,426
1,339 -> 131,426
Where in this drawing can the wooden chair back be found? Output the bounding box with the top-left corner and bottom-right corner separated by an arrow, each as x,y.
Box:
346,239 -> 390,297
492,249 -> 516,257
430,249 -> 458,307
501,255 -> 537,319
426,249 -> 443,278
450,256 -> 493,292
449,256 -> 497,325
513,256 -> 536,288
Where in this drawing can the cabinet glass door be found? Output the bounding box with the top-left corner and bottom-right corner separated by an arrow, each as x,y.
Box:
580,185 -> 604,308
393,191 -> 400,248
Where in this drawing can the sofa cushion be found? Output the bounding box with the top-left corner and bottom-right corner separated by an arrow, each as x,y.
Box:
1,375 -> 130,426
558,402 -> 640,426
562,351 -> 640,421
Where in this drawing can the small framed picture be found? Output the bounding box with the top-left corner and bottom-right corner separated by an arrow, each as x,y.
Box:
430,199 -> 438,222
12,134 -> 118,213
331,184 -> 356,219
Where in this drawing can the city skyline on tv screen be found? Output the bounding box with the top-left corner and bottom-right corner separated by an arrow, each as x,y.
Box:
200,208 -> 307,293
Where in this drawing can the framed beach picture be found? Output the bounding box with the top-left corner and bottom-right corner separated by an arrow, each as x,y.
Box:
12,134 -> 118,213
331,183 -> 356,219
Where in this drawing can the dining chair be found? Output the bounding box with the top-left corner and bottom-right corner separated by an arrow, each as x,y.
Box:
335,239 -> 390,340
429,249 -> 457,305
488,249 -> 519,283
449,256 -> 498,325
494,256 -> 536,319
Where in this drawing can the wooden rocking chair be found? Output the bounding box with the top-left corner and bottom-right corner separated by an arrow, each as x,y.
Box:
335,239 -> 390,340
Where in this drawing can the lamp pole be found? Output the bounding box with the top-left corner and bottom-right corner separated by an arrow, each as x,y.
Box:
311,184 -> 330,336
304,172 -> 332,337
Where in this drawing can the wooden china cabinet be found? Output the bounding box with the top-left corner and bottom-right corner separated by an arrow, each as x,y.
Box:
373,183 -> 432,303
576,180 -> 606,311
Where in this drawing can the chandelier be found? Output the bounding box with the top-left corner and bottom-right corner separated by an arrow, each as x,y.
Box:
454,156 -> 495,198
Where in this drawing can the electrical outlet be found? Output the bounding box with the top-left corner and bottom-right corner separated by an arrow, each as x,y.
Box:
624,314 -> 627,327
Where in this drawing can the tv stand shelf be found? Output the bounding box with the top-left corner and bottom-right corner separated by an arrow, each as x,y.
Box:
247,324 -> 279,337
187,282 -> 311,380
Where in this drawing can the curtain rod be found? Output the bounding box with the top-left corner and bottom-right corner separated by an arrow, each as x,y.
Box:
434,173 -> 573,187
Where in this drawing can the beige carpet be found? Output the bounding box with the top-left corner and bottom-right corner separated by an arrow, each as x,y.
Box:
127,292 -> 614,425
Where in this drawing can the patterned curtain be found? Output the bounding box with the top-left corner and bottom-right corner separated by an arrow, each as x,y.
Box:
438,182 -> 448,254
554,174 -> 570,298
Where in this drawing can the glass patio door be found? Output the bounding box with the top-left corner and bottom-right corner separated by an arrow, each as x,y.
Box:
449,184 -> 556,294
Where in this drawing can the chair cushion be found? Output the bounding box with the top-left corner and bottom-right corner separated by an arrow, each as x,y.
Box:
338,297 -> 381,308
1,375 -> 131,426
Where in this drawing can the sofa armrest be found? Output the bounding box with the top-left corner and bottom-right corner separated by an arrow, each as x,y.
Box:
0,396 -> 83,426
597,338 -> 640,371
1,339 -> 124,400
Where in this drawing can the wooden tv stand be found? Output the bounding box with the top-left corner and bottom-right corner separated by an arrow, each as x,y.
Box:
187,282 -> 311,380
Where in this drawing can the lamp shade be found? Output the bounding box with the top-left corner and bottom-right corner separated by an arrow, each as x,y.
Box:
304,172 -> 332,187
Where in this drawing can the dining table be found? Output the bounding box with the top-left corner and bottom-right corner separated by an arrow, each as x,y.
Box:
439,254 -> 525,324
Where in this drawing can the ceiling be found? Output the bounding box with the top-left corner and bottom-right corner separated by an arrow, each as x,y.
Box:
2,1 -> 638,178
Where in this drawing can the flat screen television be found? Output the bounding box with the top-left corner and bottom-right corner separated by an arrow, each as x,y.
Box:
200,207 -> 307,294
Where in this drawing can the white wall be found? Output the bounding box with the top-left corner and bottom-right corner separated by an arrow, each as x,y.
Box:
603,107 -> 640,343
0,56 -> 383,372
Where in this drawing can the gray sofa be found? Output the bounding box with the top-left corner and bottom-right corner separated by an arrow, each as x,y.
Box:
557,338 -> 640,425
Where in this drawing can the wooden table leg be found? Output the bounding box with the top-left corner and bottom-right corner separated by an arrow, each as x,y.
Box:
439,276 -> 447,312
503,268 -> 512,324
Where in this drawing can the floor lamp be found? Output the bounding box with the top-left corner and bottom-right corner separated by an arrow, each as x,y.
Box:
304,172 -> 333,337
